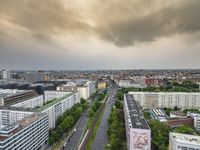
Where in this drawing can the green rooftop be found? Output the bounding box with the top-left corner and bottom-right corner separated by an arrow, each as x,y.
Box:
34,92 -> 76,112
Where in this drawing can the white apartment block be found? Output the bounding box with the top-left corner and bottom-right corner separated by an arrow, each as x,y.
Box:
44,91 -> 72,103
129,92 -> 200,109
119,80 -> 146,88
0,92 -> 80,130
169,132 -> 200,150
11,95 -> 44,108
0,114 -> 48,150
56,80 -> 96,99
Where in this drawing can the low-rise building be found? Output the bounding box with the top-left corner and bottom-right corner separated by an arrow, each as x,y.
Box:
169,132 -> 200,150
166,117 -> 194,128
124,94 -> 151,150
0,114 -> 48,150
97,81 -> 106,89
149,109 -> 168,122
119,80 -> 146,88
170,111 -> 186,118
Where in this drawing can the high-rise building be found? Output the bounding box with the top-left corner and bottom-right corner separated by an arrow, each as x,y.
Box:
1,70 -> 10,80
124,94 -> 151,150
0,114 -> 48,150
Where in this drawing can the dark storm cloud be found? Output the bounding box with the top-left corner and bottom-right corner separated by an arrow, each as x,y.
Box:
0,0 -> 91,41
0,0 -> 200,46
93,0 -> 200,46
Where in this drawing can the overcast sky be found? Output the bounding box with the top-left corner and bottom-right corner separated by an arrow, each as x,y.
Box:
0,0 -> 200,70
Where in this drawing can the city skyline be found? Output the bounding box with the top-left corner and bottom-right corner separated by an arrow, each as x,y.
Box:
0,0 -> 200,70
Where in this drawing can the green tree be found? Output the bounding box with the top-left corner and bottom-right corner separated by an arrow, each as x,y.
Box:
150,120 -> 172,149
174,125 -> 194,134
115,100 -> 123,109
116,91 -> 123,100
88,108 -> 94,118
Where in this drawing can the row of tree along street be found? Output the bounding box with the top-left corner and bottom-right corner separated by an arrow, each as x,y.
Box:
106,90 -> 127,150
48,98 -> 87,145
120,80 -> 200,93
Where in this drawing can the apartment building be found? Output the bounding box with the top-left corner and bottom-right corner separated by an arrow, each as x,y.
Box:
129,92 -> 200,109
0,92 -> 80,130
0,114 -> 48,150
169,132 -> 200,150
36,92 -> 80,129
56,80 -> 96,99
124,94 -> 151,150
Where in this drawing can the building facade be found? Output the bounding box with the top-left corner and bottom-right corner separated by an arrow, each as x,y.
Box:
0,108 -> 34,128
129,92 -> 200,109
0,114 -> 48,150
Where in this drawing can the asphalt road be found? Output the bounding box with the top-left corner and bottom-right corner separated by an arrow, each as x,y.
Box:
91,86 -> 117,150
64,110 -> 88,150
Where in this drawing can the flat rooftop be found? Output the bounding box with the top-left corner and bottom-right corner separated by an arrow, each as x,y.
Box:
150,109 -> 168,118
170,111 -> 186,117
170,132 -> 200,145
125,94 -> 150,129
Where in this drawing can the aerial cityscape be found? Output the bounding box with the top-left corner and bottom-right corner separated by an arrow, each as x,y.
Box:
0,0 -> 200,150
